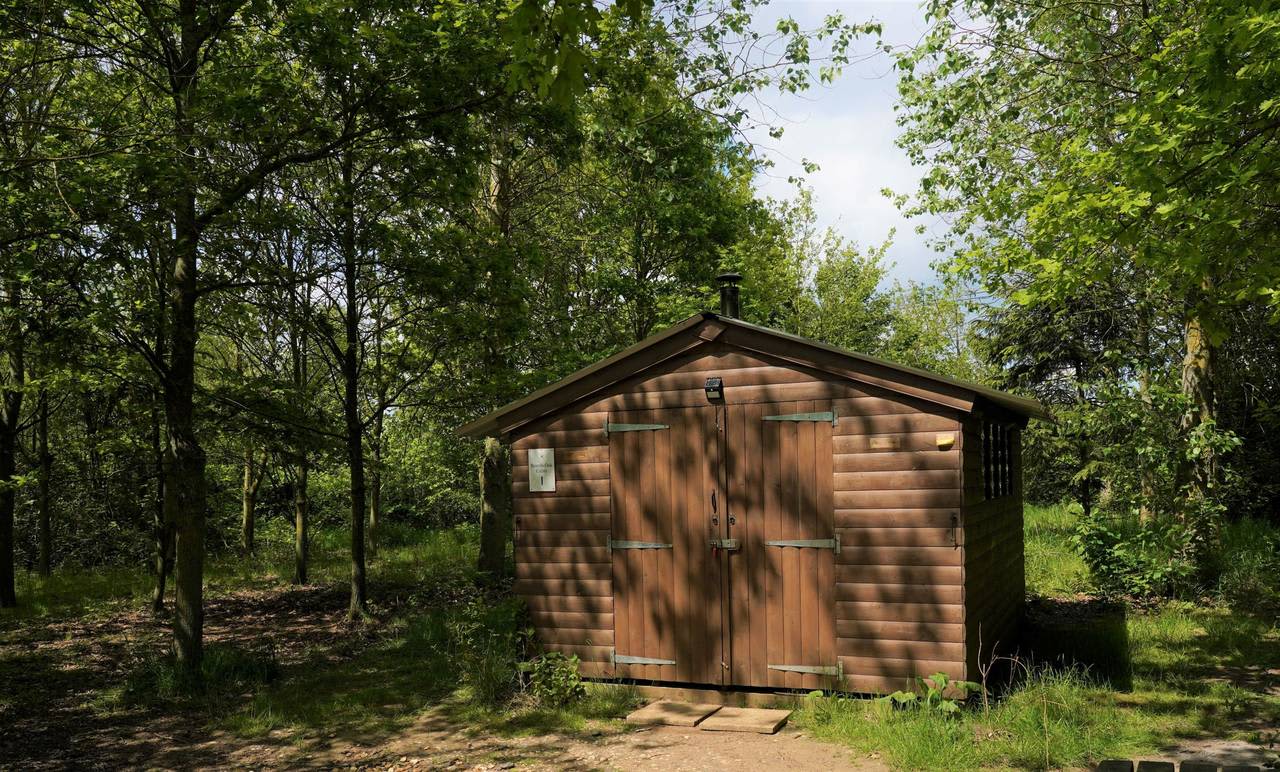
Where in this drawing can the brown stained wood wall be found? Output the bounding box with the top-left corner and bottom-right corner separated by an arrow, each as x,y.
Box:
510,342 -> 1000,692
960,414 -> 1025,680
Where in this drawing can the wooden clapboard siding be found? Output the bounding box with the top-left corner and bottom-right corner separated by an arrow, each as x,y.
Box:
513,496 -> 609,515
834,451 -> 959,472
836,619 -> 965,644
959,412 -> 1025,680
512,462 -> 610,481
523,594 -> 612,613
829,400 -> 967,689
513,446 -> 607,465
530,611 -> 613,629
514,546 -> 610,564
502,332 -> 1032,694
510,408 -> 613,665
835,563 -> 963,585
515,561 -> 610,581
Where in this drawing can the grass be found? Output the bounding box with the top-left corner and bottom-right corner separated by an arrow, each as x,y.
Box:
6,503 -> 1279,769
1024,501 -> 1092,597
797,667 -> 1160,770
1,519 -> 640,763
794,502 -> 1280,770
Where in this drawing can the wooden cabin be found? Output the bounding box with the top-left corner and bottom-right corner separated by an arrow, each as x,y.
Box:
460,286 -> 1045,694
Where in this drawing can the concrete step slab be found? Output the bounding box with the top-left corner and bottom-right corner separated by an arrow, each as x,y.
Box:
697,706 -> 792,734
625,700 -> 722,727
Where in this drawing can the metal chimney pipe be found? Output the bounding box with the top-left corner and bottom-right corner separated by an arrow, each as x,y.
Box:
716,272 -> 742,318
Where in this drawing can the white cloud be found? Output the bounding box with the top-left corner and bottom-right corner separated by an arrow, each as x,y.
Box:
738,1 -> 946,285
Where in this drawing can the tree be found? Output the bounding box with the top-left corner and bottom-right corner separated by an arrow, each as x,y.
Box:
895,0 -> 1280,560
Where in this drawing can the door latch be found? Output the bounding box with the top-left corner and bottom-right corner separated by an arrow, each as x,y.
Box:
708,538 -> 740,551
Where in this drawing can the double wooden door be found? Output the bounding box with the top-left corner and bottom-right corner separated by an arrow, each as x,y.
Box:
609,401 -> 838,689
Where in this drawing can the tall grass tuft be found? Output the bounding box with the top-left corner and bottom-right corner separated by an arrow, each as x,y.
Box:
797,666 -> 1151,770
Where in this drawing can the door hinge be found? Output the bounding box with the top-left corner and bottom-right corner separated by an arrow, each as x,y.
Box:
763,410 -> 838,425
604,420 -> 669,435
765,536 -> 841,555
611,651 -> 676,666
768,661 -> 843,679
609,540 -> 672,555
708,538 -> 741,551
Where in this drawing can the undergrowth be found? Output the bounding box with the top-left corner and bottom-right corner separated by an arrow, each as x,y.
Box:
797,666 -> 1153,770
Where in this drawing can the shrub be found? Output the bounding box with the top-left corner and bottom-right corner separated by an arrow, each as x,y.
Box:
425,489 -> 480,529
1073,512 -> 1198,598
527,651 -> 586,706
445,596 -> 529,706
1214,517 -> 1280,612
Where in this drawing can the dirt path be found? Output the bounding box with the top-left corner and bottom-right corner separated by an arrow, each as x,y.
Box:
221,706 -> 882,771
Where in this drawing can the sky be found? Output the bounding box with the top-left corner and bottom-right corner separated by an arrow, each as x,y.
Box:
740,1 -> 941,285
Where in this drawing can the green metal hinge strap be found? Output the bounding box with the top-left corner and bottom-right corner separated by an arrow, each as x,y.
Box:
611,651 -> 676,666
765,536 -> 841,555
767,661 -> 843,678
604,421 -> 670,435
762,411 -> 838,425
609,540 -> 672,553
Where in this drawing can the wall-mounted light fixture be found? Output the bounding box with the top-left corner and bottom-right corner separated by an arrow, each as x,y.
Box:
704,376 -> 724,402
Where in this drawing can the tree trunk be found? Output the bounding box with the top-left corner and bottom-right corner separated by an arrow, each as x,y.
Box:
1180,307 -> 1216,500
164,5 -> 210,673
1178,296 -> 1218,575
0,279 -> 25,608
0,431 -> 15,608
478,437 -> 511,578
368,409 -> 382,555
293,456 -> 309,585
36,388 -> 51,577
150,395 -> 172,615
288,241 -> 311,586
165,226 -> 208,673
340,153 -> 367,620
241,447 -> 265,556
1073,371 -> 1093,519
1137,305 -> 1157,524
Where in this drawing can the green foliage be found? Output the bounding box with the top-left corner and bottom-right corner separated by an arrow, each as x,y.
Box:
799,667 -> 1150,770
879,672 -> 982,717
526,651 -> 587,706
445,596 -> 530,706
895,0 -> 1280,568
1024,503 -> 1093,596
1214,518 -> 1280,613
1073,512 -> 1199,599
120,644 -> 280,710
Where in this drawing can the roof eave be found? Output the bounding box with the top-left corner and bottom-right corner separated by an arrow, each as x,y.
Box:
457,312 -> 1048,439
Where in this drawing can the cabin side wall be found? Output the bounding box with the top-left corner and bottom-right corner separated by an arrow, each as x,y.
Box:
960,416 -> 1025,681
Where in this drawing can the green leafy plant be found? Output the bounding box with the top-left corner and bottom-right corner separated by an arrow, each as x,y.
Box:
1073,512 -> 1199,598
878,672 -> 982,716
526,651 -> 586,706
446,597 -> 530,706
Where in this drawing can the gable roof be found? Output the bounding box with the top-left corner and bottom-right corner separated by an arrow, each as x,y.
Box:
458,312 -> 1048,439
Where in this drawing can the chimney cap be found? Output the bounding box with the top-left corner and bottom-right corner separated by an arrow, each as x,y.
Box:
716,272 -> 743,285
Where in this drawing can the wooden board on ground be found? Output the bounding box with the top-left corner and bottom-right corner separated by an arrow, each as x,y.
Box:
625,700 -> 722,727
696,706 -> 792,734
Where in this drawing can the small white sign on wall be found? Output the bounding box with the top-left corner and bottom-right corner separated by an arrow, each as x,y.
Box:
528,448 -> 556,492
